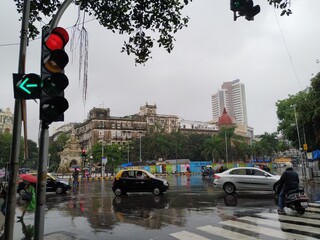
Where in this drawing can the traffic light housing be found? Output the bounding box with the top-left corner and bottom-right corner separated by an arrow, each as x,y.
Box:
230,0 -> 260,21
13,73 -> 42,99
39,26 -> 69,124
81,149 -> 87,157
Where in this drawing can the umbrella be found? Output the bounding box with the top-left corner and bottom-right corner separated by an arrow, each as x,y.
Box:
69,165 -> 81,171
19,174 -> 37,183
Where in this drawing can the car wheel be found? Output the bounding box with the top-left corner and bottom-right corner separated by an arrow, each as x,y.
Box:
56,187 -> 63,194
152,187 -> 161,196
223,183 -> 235,194
114,188 -> 122,196
19,189 -> 26,196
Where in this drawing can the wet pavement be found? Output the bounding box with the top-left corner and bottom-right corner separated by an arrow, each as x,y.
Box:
0,173 -> 320,239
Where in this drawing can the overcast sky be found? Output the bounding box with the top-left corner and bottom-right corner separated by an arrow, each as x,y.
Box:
1,0 -> 320,143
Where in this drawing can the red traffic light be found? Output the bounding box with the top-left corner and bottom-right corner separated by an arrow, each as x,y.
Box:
81,149 -> 87,157
45,27 -> 69,51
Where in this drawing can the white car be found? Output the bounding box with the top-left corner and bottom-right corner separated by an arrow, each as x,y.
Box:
213,167 -> 280,194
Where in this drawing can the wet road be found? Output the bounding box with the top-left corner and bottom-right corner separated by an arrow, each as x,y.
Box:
11,175 -> 320,239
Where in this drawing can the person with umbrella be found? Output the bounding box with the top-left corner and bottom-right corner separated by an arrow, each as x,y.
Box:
17,174 -> 36,221
72,168 -> 80,188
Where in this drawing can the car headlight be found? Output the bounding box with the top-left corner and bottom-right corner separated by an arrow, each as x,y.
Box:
163,181 -> 168,186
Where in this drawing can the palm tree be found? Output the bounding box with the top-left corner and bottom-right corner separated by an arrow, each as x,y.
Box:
218,127 -> 247,163
202,135 -> 224,163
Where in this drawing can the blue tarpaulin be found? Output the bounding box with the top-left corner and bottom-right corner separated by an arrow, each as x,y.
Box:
313,150 -> 320,160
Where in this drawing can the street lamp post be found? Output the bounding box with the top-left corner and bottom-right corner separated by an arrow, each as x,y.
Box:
139,135 -> 142,162
100,140 -> 106,177
89,155 -> 93,178
225,130 -> 228,168
293,105 -> 306,179
127,142 -> 130,163
127,142 -> 134,163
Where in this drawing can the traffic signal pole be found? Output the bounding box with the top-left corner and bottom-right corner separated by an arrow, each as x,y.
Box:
33,1 -> 73,239
4,1 -> 31,239
34,123 -> 49,240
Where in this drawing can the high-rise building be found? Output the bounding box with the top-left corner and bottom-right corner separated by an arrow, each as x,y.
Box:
211,79 -> 248,125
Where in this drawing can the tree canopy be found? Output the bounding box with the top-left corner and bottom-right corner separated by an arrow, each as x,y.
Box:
0,133 -> 38,169
13,0 -> 293,64
276,72 -> 320,151
14,0 -> 192,64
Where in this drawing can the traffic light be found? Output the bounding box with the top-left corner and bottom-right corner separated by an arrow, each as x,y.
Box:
39,26 -> 69,124
230,0 -> 260,21
81,149 -> 87,157
13,73 -> 42,99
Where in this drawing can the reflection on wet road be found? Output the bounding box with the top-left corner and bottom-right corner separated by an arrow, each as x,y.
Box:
12,175 -> 320,239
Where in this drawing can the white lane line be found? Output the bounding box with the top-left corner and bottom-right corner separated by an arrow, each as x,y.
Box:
241,216 -> 320,235
198,225 -> 258,240
220,220 -> 319,240
308,203 -> 320,208
306,207 -> 320,213
257,212 -> 320,226
170,230 -> 210,240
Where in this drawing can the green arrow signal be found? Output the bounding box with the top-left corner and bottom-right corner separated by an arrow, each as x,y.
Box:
19,77 -> 38,94
13,73 -> 42,99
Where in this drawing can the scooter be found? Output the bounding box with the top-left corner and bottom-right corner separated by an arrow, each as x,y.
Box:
274,186 -> 309,215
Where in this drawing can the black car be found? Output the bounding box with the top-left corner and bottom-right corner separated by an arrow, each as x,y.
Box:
17,173 -> 71,195
112,169 -> 169,196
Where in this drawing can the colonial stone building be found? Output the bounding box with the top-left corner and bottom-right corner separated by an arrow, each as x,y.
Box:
0,108 -> 14,134
73,103 -> 180,152
58,132 -> 82,172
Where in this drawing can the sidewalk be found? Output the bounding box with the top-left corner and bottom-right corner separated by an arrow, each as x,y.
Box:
0,210 -> 79,239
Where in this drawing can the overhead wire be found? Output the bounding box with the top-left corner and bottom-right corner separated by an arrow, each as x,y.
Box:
274,9 -> 302,90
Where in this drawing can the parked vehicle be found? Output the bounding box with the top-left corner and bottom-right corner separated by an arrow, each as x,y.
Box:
17,173 -> 71,195
213,167 -> 280,194
112,169 -> 169,196
274,185 -> 309,215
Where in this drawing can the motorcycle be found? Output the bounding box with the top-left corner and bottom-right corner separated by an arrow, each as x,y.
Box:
274,185 -> 309,215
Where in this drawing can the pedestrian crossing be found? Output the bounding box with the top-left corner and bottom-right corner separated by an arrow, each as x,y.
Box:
170,203 -> 320,240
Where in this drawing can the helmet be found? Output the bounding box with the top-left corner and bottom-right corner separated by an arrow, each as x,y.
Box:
285,162 -> 293,170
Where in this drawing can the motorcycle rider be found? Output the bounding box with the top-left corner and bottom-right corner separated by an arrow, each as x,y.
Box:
276,162 -> 299,214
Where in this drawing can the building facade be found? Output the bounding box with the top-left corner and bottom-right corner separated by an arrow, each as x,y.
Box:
211,79 -> 248,125
0,108 -> 14,134
73,103 -> 180,152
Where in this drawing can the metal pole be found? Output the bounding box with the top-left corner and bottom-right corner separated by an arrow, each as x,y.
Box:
293,105 -> 305,179
49,0 -> 73,29
139,136 -> 142,162
34,123 -> 49,240
101,142 -> 104,177
4,1 -> 30,239
225,130 -> 228,168
127,142 -> 130,163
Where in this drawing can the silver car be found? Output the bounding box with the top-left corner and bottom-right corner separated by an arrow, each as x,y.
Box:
213,167 -> 280,194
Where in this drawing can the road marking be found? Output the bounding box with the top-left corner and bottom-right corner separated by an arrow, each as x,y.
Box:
170,230 -> 210,240
308,203 -> 320,208
257,212 -> 320,226
198,225 -> 258,240
220,220 -> 319,240
241,216 -> 320,235
306,207 -> 320,213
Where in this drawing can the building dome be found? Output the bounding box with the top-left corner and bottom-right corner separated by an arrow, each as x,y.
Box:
218,108 -> 233,126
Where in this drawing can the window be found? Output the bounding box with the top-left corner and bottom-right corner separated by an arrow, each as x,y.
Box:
230,169 -> 246,175
252,169 -> 265,176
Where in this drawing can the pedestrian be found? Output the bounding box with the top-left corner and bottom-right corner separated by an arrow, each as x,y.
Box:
17,181 -> 36,221
72,169 -> 79,187
276,162 -> 299,214
0,182 -> 8,216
